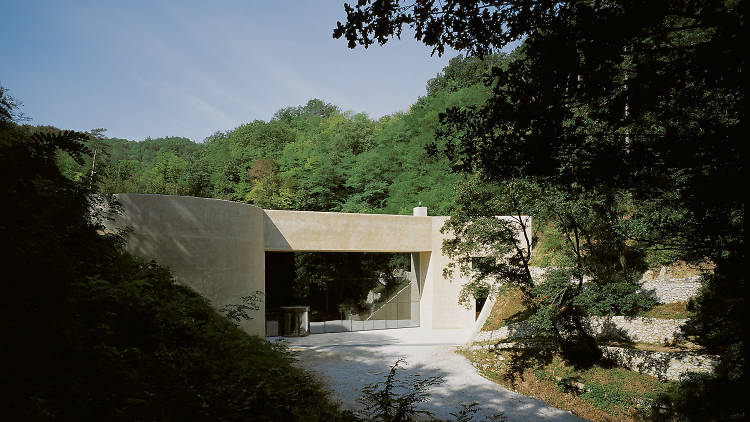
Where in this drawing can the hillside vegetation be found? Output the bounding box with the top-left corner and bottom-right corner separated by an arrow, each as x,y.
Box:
4,16 -> 743,418
51,54 -> 507,216
0,99 -> 354,421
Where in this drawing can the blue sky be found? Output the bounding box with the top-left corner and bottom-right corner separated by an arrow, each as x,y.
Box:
1,1 -> 460,142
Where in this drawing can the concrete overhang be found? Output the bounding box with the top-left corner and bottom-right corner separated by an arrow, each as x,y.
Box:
263,209 -> 433,252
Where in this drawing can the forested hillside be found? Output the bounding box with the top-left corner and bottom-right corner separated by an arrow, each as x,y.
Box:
51,54 -> 508,216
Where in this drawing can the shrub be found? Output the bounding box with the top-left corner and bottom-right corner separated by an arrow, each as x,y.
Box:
357,358 -> 443,421
0,120 -> 353,421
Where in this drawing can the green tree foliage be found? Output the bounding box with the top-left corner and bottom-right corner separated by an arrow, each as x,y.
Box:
143,150 -> 189,194
57,59 -> 506,217
334,1 -> 743,419
220,290 -> 265,327
0,90 -> 354,421
442,176 -> 655,364
245,157 -> 297,209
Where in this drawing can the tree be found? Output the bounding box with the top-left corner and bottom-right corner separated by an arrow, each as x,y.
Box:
0,85 -> 26,123
443,176 -> 655,364
86,128 -> 110,187
100,159 -> 144,193
143,150 -> 189,195
183,156 -> 214,197
245,157 -> 297,209
1,86 -> 356,421
273,98 -> 340,122
334,1 -> 743,419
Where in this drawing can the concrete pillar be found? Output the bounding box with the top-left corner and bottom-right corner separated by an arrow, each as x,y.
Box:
414,251 -> 432,328
411,204 -> 428,326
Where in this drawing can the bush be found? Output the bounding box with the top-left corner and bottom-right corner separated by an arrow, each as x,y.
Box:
357,358 -> 443,421
0,119 -> 353,421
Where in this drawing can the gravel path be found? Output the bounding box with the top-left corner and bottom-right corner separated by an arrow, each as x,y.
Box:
277,327 -> 584,421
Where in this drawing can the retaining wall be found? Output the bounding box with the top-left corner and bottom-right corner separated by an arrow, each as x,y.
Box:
639,276 -> 702,303
600,346 -> 718,381
475,316 -> 688,344
584,316 -> 687,343
469,342 -> 718,381
527,268 -> 702,304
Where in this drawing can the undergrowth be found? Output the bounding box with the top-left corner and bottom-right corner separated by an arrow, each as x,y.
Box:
481,286 -> 531,331
461,348 -> 674,422
640,302 -> 692,320
1,124 -> 354,421
358,358 -> 507,422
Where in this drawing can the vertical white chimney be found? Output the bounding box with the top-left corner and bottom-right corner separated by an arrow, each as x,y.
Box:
413,202 -> 427,216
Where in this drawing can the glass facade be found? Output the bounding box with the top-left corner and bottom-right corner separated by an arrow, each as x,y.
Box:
265,252 -> 419,336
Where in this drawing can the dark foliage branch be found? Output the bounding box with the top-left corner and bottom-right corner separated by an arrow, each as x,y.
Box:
1,87 -> 355,421
334,0 -> 551,56
357,358 -> 443,421
335,2 -> 743,418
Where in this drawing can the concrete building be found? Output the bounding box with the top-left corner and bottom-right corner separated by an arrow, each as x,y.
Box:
112,194 -> 529,337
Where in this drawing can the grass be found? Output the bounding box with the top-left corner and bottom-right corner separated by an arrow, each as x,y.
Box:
600,340 -> 703,353
482,286 -> 533,331
460,348 -> 674,422
640,260 -> 713,280
528,221 -> 571,268
640,301 -> 691,319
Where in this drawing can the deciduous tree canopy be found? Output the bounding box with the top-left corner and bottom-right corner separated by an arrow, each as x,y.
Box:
335,1 -> 743,419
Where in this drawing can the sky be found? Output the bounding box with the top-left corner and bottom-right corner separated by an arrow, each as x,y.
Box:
1,1 -> 461,143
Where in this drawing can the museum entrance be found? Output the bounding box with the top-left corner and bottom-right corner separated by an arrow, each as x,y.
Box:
264,252 -> 420,336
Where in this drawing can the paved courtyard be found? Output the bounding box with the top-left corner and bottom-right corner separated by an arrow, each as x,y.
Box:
278,327 -> 584,421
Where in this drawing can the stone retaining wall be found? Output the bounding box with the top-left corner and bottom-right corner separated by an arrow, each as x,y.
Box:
469,339 -> 717,381
600,346 -> 718,381
475,316 -> 687,344
527,267 -> 702,304
584,316 -> 687,344
640,276 -> 702,303
473,271 -> 711,381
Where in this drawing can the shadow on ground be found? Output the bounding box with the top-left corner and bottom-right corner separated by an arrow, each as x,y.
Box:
278,328 -> 584,421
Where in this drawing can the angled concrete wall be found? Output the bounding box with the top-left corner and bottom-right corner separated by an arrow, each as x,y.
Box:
115,194 -> 266,336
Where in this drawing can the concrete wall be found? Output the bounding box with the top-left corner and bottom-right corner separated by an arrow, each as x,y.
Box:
425,217 -> 476,329
115,194 -> 266,336
115,195 -> 526,336
263,209 -> 432,252
413,251 -> 432,328
264,210 -> 475,329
